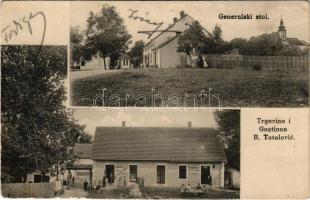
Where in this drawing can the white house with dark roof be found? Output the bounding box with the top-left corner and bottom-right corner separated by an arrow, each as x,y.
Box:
91,126 -> 226,188
143,11 -> 211,68
118,54 -> 131,69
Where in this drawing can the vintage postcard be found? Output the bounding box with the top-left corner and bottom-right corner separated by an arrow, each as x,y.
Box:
0,1 -> 309,199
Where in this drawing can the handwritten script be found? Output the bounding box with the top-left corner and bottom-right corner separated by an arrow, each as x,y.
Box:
128,9 -> 163,39
1,11 -> 46,59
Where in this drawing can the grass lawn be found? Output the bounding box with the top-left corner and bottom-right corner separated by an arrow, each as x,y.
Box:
87,187 -> 240,199
70,68 -> 308,107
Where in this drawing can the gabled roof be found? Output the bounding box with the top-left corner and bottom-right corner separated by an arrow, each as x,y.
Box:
145,13 -> 211,48
73,143 -> 93,159
152,35 -> 179,50
92,127 -> 226,163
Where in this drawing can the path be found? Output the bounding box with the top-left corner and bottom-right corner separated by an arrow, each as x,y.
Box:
70,68 -> 121,81
60,187 -> 89,198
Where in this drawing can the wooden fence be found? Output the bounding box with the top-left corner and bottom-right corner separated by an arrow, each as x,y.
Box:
1,182 -> 61,198
206,54 -> 309,71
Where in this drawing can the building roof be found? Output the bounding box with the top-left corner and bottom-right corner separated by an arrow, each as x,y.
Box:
145,13 -> 211,48
119,54 -> 130,59
67,164 -> 93,170
152,35 -> 179,50
286,38 -> 309,46
92,127 -> 227,163
73,143 -> 93,159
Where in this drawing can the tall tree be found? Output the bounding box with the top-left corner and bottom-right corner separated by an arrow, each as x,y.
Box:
128,40 -> 145,68
212,25 -> 224,45
1,46 -> 92,183
245,32 -> 283,56
214,110 -> 240,170
178,21 -> 208,56
230,38 -> 248,54
70,26 -> 84,69
204,24 -> 230,54
84,5 -> 132,69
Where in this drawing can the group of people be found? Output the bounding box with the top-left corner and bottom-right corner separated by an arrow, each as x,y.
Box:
92,176 -> 110,192
64,172 -> 75,188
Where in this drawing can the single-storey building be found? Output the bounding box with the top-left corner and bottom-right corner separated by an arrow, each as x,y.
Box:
143,11 -> 211,68
91,126 -> 226,188
118,54 -> 131,69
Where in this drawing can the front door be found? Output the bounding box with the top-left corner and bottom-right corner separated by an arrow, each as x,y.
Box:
129,165 -> 138,182
105,165 -> 115,184
157,165 -> 165,184
201,166 -> 211,185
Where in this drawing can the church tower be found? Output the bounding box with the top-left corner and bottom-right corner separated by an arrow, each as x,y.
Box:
278,18 -> 286,40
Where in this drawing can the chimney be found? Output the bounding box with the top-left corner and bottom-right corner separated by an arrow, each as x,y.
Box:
180,10 -> 186,18
188,121 -> 192,128
122,121 -> 126,127
173,17 -> 178,23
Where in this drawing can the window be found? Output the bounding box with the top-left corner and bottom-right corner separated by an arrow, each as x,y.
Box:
129,165 -> 138,182
179,165 -> 187,179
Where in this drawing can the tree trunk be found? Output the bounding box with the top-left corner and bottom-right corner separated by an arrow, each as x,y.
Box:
103,57 -> 107,70
56,163 -> 59,181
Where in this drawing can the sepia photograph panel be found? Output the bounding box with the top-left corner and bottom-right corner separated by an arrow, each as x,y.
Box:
69,1 -> 309,108
1,107 -> 240,198
1,45 -> 72,197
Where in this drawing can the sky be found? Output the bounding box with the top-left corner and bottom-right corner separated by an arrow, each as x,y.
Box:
70,1 -> 309,45
72,109 -> 218,136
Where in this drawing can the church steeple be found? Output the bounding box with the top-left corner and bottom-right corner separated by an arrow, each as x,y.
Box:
278,18 -> 286,40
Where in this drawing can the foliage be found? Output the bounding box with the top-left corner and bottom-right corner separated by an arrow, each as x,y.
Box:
71,26 -> 85,68
246,32 -> 283,56
1,46 -> 92,183
228,33 -> 307,56
128,40 -> 145,68
277,45 -> 305,56
177,21 -> 208,56
178,23 -> 231,56
230,38 -> 248,54
214,110 -> 240,170
84,5 -> 132,69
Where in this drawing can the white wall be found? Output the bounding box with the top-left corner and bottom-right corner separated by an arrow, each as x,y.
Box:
143,15 -> 195,68
92,161 -> 225,187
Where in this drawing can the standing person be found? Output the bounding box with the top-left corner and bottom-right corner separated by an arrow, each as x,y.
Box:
93,180 -> 97,191
102,176 -> 106,187
72,176 -> 75,186
83,180 -> 88,191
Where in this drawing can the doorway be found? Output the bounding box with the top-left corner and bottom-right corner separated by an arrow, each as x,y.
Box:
105,165 -> 115,184
201,166 -> 211,185
156,165 -> 165,184
129,165 -> 138,182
